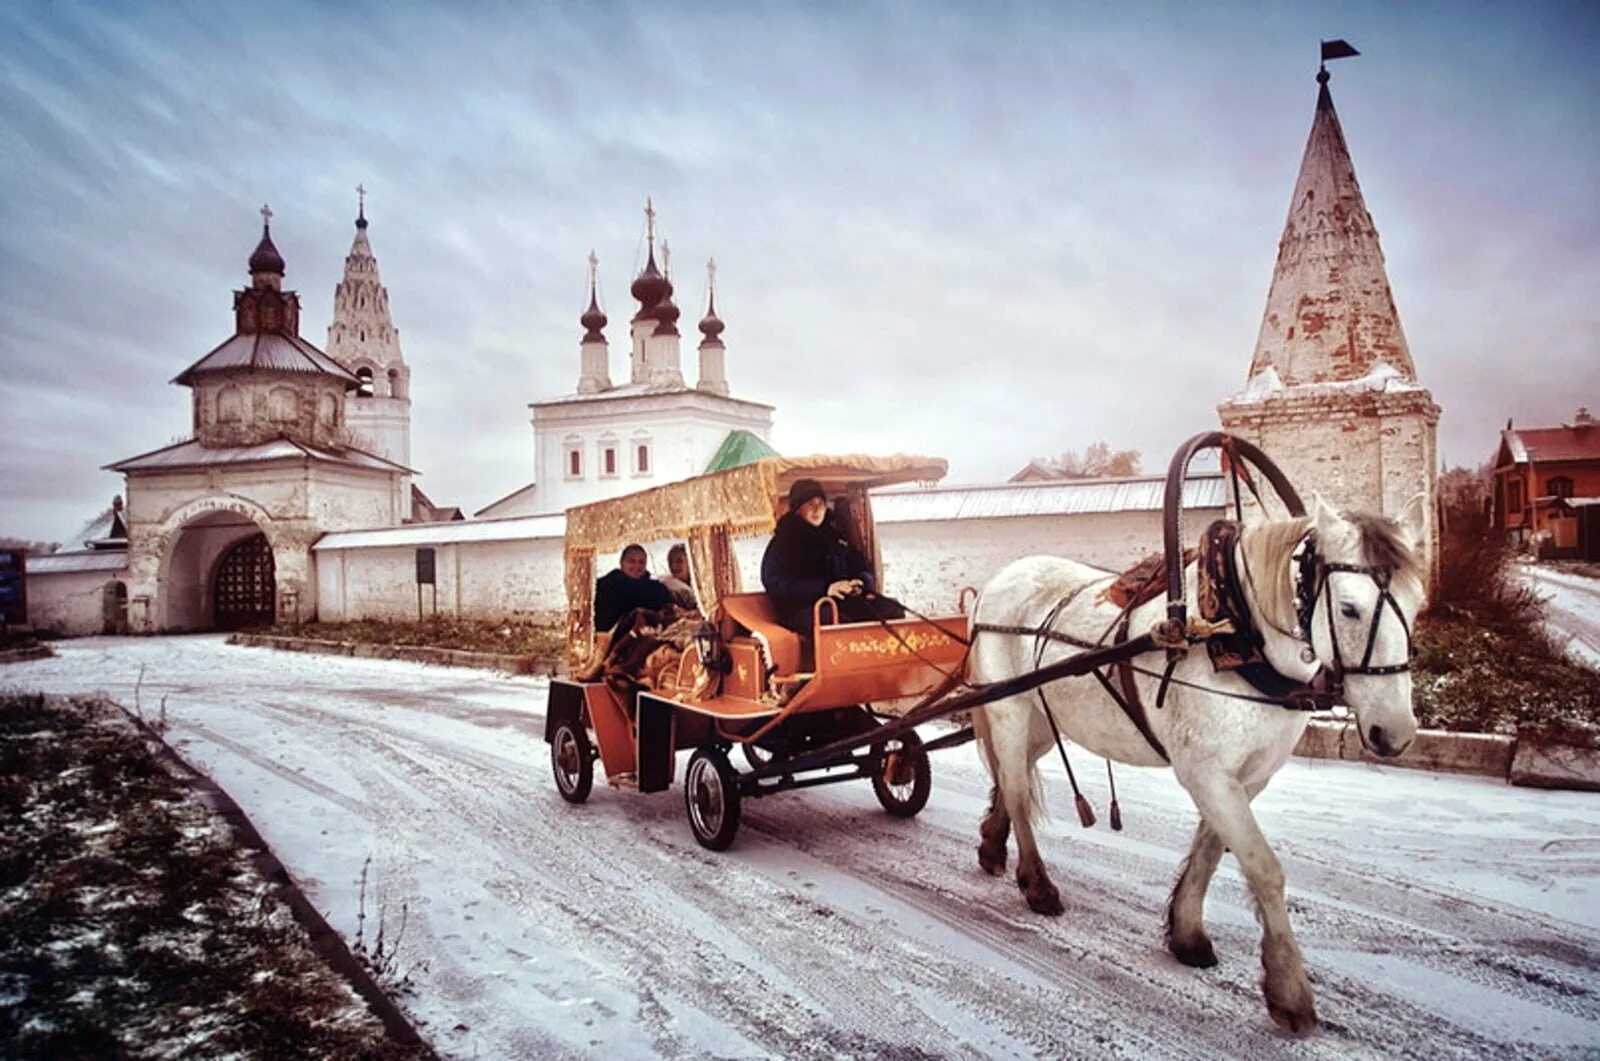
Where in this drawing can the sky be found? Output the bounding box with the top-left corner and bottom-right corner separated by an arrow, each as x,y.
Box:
1,0 -> 1596,543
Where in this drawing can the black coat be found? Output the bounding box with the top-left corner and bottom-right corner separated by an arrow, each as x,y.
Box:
761,512 -> 875,634
594,569 -> 673,633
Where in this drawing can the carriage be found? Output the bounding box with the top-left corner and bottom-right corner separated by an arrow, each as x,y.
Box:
544,453 -> 974,850
545,433 -> 1427,1032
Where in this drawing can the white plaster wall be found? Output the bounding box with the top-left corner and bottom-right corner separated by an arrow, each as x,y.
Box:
877,510 -> 1224,615
27,570 -> 126,637
316,537 -> 566,622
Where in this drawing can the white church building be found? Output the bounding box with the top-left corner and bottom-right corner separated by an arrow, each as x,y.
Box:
25,60 -> 1436,636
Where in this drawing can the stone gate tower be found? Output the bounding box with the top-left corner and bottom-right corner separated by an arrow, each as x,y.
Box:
327,189 -> 412,491
1217,59 -> 1440,574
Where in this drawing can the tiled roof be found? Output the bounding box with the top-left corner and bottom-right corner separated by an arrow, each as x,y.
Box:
871,474 -> 1228,524
28,551 -> 129,575
1502,427 -> 1600,464
173,331 -> 360,386
107,438 -> 413,474
315,513 -> 567,550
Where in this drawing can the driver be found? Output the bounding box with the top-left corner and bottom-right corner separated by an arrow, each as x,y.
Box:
761,479 -> 904,635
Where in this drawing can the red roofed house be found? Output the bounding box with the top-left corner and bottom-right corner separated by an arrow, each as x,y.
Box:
1492,407 -> 1600,558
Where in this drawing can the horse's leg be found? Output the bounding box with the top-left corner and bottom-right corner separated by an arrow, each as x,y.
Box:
1165,818 -> 1224,968
1180,772 -> 1316,1034
972,710 -> 1011,876
987,695 -> 1063,915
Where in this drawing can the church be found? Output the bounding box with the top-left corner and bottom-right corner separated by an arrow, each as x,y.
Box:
24,59 -> 1437,636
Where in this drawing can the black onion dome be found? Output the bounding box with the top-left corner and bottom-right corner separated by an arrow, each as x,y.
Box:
355,205 -> 368,230
249,225 -> 285,275
699,292 -> 724,340
630,247 -> 669,310
656,293 -> 680,329
581,290 -> 607,342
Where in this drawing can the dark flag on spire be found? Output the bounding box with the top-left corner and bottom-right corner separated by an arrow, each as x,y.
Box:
1320,39 -> 1360,62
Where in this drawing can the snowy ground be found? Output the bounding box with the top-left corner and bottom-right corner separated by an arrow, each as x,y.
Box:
1521,564 -> 1600,669
7,636 -> 1600,1059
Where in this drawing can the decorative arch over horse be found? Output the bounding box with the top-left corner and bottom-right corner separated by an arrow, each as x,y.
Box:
969,433 -> 1427,1033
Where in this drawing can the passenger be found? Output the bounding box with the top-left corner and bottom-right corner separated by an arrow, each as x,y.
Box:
594,544 -> 673,633
761,478 -> 905,636
658,543 -> 699,612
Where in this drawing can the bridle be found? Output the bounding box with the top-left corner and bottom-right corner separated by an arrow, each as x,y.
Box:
1292,533 -> 1414,691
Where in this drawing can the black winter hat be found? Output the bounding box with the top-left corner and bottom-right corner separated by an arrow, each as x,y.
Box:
787,478 -> 826,510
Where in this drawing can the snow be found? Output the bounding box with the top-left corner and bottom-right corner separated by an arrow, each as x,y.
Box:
1227,360 -> 1426,404
1521,564 -> 1600,668
6,635 -> 1600,1058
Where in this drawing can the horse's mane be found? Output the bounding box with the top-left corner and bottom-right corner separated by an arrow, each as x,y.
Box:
1239,510 -> 1424,632
1345,511 -> 1425,588
1238,516 -> 1310,634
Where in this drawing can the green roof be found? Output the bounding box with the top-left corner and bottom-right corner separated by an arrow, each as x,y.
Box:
703,429 -> 780,474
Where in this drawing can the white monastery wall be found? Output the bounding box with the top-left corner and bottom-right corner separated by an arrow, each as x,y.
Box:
26,569 -> 124,637
316,537 -> 565,622
877,509 -> 1225,614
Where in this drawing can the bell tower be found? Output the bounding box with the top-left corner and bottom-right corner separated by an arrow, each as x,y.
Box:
328,186 -> 412,484
1217,46 -> 1440,575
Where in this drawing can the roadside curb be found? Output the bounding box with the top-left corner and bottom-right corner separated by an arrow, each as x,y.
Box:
112,700 -> 439,1059
229,632 -> 562,676
0,644 -> 55,664
1294,718 -> 1600,791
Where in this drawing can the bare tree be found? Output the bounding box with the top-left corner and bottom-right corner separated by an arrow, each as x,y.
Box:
1036,441 -> 1142,478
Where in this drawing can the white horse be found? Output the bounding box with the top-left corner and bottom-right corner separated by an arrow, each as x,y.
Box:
970,496 -> 1426,1033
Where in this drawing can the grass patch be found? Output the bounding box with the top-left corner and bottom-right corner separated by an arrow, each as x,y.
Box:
268,614 -> 563,659
0,693 -> 425,1059
1411,519 -> 1599,738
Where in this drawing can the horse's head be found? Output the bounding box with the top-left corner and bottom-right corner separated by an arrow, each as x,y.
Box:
1306,494 -> 1428,757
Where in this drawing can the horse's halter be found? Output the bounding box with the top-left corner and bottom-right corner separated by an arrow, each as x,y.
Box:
1293,532 -> 1414,686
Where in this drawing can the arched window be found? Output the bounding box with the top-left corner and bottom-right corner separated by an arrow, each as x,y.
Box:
388,367 -> 402,400
268,386 -> 298,422
564,436 -> 584,480
356,367 -> 374,398
217,386 -> 244,422
318,392 -> 338,425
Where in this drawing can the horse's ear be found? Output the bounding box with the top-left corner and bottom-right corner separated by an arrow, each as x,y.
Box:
1310,491 -> 1341,540
1397,492 -> 1428,550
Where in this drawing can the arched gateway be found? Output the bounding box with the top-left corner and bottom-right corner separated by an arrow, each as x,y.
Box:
213,532 -> 275,629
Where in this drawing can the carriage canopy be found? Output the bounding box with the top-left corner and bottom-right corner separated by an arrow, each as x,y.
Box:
562,453 -> 948,659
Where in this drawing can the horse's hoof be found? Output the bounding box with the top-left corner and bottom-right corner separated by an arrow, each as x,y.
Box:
1169,935 -> 1218,969
977,844 -> 1007,876
1266,994 -> 1318,1036
1017,874 -> 1064,915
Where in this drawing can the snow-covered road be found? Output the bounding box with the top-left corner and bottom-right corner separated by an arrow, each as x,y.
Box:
1522,565 -> 1600,669
8,637 -> 1600,1059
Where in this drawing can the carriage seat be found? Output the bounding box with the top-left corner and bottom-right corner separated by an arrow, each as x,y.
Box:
717,592 -> 807,676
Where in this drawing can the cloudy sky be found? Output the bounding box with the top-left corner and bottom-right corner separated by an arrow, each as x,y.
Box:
2,1 -> 1595,542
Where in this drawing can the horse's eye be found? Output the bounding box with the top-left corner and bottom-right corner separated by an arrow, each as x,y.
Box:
1339,602 -> 1360,620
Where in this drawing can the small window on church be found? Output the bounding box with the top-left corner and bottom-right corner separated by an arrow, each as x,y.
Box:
602,445 -> 618,478
636,443 -> 651,476
356,367 -> 374,398
566,446 -> 583,480
218,386 -> 243,422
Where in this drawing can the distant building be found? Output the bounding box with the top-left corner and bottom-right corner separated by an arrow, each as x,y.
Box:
477,203 -> 774,517
107,208 -> 413,632
1492,408 -> 1600,558
1217,61 -> 1440,572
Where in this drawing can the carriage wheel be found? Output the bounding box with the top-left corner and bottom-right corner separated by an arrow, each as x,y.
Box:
551,721 -> 594,804
685,746 -> 742,851
741,742 -> 773,771
871,730 -> 931,818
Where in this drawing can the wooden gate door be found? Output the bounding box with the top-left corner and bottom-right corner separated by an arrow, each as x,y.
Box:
213,533 -> 276,630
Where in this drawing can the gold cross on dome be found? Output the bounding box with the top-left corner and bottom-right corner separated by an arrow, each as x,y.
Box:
707,256 -> 717,292
356,184 -> 366,211
587,249 -> 598,286
260,203 -> 273,226
644,197 -> 656,245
